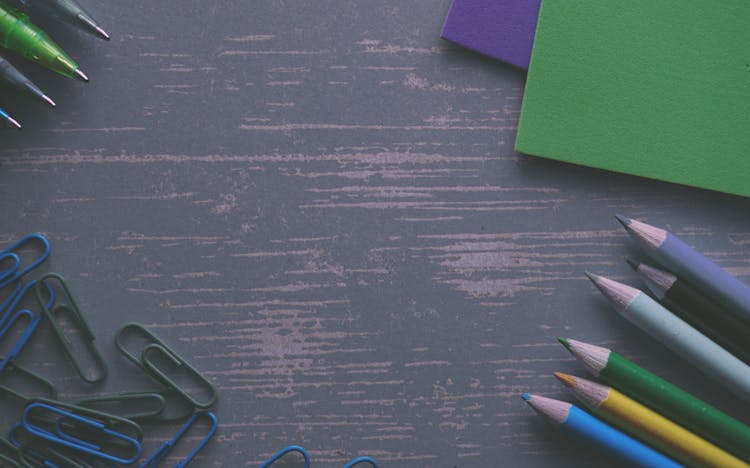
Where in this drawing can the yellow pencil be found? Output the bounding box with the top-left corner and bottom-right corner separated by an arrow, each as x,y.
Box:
554,372 -> 749,468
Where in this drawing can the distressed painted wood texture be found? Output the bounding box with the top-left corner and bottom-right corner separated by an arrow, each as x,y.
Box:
1,1 -> 749,466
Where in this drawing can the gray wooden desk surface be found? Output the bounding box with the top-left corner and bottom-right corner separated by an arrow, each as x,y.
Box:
1,1 -> 749,466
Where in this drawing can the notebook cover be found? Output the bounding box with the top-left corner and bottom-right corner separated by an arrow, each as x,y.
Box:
440,0 -> 541,70
515,0 -> 750,197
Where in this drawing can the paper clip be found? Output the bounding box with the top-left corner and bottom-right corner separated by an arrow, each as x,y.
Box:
140,411 -> 218,468
0,362 -> 58,400
23,398 -> 144,442
35,273 -> 108,384
0,252 -> 20,285
0,309 -> 41,373
259,445 -> 312,468
9,423 -> 92,468
0,234 -> 51,289
0,280 -> 25,326
76,392 -> 168,422
22,402 -> 142,464
115,323 -> 218,409
343,457 -> 379,468
0,279 -> 53,330
0,437 -> 21,468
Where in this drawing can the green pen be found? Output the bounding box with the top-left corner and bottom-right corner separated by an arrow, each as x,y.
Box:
0,55 -> 55,105
0,3 -> 88,80
15,0 -> 109,40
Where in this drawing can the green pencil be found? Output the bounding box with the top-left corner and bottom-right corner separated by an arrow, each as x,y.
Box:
560,337 -> 750,462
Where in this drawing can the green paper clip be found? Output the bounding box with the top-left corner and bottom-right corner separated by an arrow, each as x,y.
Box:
0,362 -> 58,400
0,437 -> 21,467
115,323 -> 218,409
35,273 -> 108,384
76,392 -> 167,422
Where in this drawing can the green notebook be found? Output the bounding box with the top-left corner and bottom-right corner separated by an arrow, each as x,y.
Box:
515,0 -> 750,197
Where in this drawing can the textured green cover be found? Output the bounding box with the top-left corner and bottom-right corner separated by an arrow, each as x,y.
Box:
515,0 -> 750,197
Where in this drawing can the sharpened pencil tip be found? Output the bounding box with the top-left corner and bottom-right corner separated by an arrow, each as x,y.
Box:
615,214 -> 631,229
625,257 -> 639,271
557,337 -> 570,349
6,116 -> 21,129
41,94 -> 56,107
553,372 -> 576,388
521,393 -> 531,401
584,271 -> 599,284
74,69 -> 89,82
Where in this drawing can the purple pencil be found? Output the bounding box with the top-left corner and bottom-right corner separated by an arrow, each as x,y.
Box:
616,215 -> 750,325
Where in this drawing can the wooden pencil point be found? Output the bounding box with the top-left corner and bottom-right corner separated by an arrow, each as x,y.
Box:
557,337 -> 571,349
615,214 -> 631,229
625,257 -> 639,271
554,372 -> 576,388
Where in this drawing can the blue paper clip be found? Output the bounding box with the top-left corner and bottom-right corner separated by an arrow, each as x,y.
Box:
8,423 -> 90,468
0,280 -> 24,325
22,402 -> 142,464
343,457 -> 379,468
0,234 -> 51,288
259,445 -> 312,468
0,252 -> 20,285
0,309 -> 41,372
140,411 -> 218,468
0,279 -> 54,331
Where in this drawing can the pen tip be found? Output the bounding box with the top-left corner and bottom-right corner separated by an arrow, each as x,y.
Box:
625,257 -> 639,271
7,116 -> 21,129
42,94 -> 56,107
74,69 -> 89,82
96,25 -> 110,40
614,214 -> 631,228
521,393 -> 531,401
557,337 -> 570,349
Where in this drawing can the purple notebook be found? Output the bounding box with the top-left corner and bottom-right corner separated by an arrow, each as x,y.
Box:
440,0 -> 541,70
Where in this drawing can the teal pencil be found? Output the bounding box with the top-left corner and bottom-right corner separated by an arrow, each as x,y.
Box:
586,273 -> 750,403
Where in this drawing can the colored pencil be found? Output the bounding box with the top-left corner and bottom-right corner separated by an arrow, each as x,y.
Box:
616,215 -> 750,324
522,393 -> 683,468
554,373 -> 749,468
586,273 -> 750,402
628,258 -> 750,365
560,338 -> 750,462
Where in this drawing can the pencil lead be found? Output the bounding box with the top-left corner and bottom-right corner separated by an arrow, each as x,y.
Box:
74,68 -> 89,82
584,271 -> 600,283
625,257 -> 639,271
615,214 -> 631,229
41,94 -> 56,107
521,393 -> 531,401
557,337 -> 571,349
554,372 -> 576,388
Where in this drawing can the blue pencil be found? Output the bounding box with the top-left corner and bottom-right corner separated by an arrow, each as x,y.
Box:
617,215 -> 750,324
522,394 -> 683,468
0,106 -> 21,129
